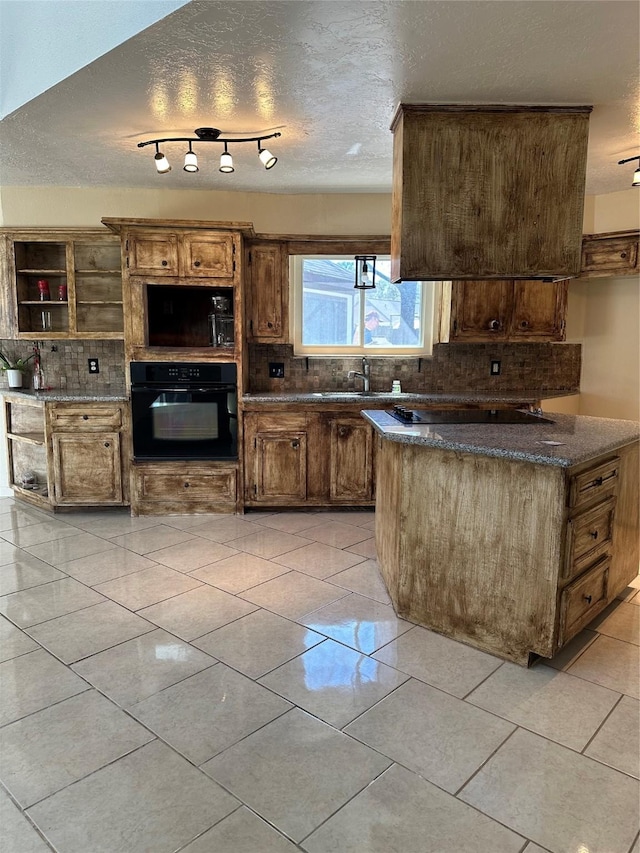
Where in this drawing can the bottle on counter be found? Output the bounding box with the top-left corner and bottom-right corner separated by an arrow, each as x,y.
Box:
391,379 -> 402,394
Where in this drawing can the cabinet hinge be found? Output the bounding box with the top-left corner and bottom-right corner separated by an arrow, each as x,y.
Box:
254,437 -> 257,448
250,319 -> 254,333
453,319 -> 458,333
248,251 -> 252,264
232,243 -> 236,254
125,239 -> 129,252
253,484 -> 257,495
126,256 -> 129,268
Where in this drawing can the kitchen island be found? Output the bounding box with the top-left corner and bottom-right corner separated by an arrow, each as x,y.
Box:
362,410 -> 639,665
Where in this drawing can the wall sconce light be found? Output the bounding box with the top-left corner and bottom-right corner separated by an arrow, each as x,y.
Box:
618,155 -> 640,187
139,127 -> 281,175
354,255 -> 377,290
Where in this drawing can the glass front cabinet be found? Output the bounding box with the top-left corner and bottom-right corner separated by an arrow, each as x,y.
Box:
1,230 -> 123,339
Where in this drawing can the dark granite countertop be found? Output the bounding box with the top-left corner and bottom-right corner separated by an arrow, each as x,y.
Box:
242,390 -> 577,405
362,410 -> 639,467
1,389 -> 129,402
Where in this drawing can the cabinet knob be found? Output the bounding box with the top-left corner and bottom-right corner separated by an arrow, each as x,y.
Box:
489,319 -> 501,331
184,482 -> 190,488
82,414 -> 89,420
194,260 -> 201,268
519,320 -> 529,329
590,530 -> 599,539
291,440 -> 299,449
104,442 -> 110,448
267,322 -> 273,329
583,594 -> 593,604
161,260 -> 168,267
620,252 -> 627,259
338,426 -> 348,437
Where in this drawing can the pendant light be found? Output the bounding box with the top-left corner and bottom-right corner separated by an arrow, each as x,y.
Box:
354,255 -> 377,290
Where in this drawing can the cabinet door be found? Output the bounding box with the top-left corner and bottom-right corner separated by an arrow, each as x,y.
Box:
510,280 -> 567,340
247,243 -> 286,340
581,235 -> 639,277
449,281 -> 512,340
52,433 -> 123,505
127,232 -> 179,276
181,233 -> 235,278
329,418 -> 373,501
254,432 -> 307,501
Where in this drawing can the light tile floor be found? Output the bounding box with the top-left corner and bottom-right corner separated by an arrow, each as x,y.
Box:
0,497 -> 638,853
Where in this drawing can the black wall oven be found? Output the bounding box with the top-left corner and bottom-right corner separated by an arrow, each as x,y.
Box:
130,362 -> 237,461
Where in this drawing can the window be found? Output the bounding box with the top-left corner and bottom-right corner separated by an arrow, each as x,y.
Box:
290,255 -> 438,355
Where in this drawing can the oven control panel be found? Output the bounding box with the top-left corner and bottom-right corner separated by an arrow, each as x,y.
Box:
130,361 -> 237,386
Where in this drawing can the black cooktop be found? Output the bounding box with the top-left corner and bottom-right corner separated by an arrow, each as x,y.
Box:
388,407 -> 554,426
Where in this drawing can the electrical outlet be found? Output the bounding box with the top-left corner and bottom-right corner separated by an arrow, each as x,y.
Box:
88,358 -> 100,374
490,360 -> 501,376
269,362 -> 285,378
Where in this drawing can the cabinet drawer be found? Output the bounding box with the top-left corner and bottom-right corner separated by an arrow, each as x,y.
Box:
564,497 -> 616,581
50,405 -> 123,430
139,468 -> 237,502
569,456 -> 619,509
560,557 -> 610,644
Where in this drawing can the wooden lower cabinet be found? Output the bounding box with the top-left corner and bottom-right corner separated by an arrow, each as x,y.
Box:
329,417 -> 373,501
374,437 -> 638,664
130,462 -> 238,516
52,433 -> 123,505
3,397 -> 130,509
243,409 -> 377,507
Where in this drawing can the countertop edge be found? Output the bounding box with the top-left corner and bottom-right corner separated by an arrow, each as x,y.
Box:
1,390 -> 129,402
361,410 -> 640,468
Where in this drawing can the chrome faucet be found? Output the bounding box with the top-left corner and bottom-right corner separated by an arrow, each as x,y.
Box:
348,357 -> 370,392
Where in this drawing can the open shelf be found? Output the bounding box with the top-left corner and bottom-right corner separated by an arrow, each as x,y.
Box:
7,431 -> 45,446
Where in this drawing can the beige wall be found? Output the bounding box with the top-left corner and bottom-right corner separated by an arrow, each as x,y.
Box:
0,186 -> 392,235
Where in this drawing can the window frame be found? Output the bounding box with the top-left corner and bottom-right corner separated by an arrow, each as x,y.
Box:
290,254 -> 440,357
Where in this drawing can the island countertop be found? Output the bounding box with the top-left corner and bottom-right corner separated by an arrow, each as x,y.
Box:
362,409 -> 640,467
242,390 -> 576,405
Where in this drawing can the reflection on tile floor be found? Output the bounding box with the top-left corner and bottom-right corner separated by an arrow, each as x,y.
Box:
0,500 -> 638,853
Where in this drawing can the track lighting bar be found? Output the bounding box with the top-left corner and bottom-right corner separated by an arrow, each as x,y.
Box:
139,127 -> 281,174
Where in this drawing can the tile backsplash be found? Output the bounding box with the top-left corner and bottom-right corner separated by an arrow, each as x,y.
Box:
0,338 -> 581,397
248,342 -> 581,394
0,340 -> 125,392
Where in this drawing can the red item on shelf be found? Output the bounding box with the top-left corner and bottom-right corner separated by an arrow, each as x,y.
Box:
37,279 -> 50,300
58,283 -> 67,301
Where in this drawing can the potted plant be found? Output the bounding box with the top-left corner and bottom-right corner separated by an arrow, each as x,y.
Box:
0,350 -> 35,389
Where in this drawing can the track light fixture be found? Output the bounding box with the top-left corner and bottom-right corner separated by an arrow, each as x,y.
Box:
139,127 -> 281,175
618,155 -> 640,187
354,255 -> 377,290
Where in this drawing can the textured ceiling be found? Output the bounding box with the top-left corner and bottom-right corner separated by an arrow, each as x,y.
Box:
1,0 -> 638,195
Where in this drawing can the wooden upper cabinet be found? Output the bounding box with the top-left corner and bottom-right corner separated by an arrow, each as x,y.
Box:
246,242 -> 287,341
127,232 -> 179,276
182,232 -> 235,278
448,280 -> 513,340
442,279 -> 567,342
580,230 -> 639,278
390,104 -> 591,281
125,229 -> 239,280
511,280 -> 567,340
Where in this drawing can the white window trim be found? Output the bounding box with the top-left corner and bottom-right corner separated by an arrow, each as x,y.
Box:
290,255 -> 441,357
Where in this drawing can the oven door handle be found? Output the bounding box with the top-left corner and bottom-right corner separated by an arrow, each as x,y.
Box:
132,386 -> 235,394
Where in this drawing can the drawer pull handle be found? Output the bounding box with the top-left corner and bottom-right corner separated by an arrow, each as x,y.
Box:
519,320 -> 529,329
82,415 -> 89,420
584,594 -> 593,604
194,260 -> 201,267
104,442 -> 110,448
489,319 -> 501,331
590,530 -> 599,539
161,260 -> 168,266
184,482 -> 190,488
593,477 -> 603,486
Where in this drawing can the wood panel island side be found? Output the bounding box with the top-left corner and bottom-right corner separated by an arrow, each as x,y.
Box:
362,410 -> 639,665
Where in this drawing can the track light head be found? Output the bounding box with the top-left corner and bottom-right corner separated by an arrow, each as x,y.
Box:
219,143 -> 234,173
618,155 -> 640,187
154,145 -> 171,174
183,144 -> 198,173
258,145 -> 277,169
